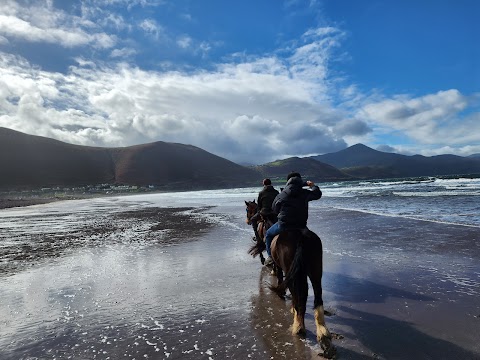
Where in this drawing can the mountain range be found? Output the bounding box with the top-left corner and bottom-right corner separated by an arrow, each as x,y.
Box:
311,144 -> 480,179
1,127 -> 479,190
0,127 -> 260,191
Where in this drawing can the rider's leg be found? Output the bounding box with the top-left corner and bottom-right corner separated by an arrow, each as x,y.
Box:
265,222 -> 282,257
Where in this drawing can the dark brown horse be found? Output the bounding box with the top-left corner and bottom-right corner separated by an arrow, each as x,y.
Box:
245,200 -> 275,265
245,202 -> 334,358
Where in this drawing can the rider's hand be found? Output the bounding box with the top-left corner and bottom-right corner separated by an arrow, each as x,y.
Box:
306,181 -> 314,187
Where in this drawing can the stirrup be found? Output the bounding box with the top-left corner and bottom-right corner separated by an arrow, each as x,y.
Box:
264,257 -> 274,267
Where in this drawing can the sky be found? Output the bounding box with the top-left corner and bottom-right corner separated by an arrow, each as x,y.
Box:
0,0 -> 479,165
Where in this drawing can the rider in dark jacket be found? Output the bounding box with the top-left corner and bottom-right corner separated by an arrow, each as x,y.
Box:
251,179 -> 279,240
264,172 -> 322,266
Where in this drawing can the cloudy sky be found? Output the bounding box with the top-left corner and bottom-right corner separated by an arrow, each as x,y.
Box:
0,0 -> 479,164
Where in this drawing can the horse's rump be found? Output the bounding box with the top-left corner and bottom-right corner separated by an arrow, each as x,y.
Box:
272,228 -> 320,254
270,228 -> 323,297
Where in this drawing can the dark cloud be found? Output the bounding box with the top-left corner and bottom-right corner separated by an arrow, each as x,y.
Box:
334,119 -> 371,136
376,144 -> 396,153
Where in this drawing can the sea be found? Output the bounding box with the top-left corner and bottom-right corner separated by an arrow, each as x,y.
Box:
166,174 -> 480,228
317,174 -> 480,228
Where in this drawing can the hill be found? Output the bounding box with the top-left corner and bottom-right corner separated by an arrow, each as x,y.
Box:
0,127 -> 261,190
0,127 -> 115,189
252,157 -> 353,183
312,144 -> 480,179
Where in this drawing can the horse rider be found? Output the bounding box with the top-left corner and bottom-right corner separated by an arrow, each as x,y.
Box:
251,178 -> 279,242
264,172 -> 322,267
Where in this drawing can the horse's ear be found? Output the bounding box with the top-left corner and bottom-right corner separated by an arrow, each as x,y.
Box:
253,199 -> 256,203
245,201 -> 249,205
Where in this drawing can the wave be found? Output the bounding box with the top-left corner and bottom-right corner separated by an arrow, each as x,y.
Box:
330,206 -> 480,228
321,175 -> 480,198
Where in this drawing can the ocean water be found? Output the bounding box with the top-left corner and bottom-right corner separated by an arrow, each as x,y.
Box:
317,175 -> 480,228
153,174 -> 480,228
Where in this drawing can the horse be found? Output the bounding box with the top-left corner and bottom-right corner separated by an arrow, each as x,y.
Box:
245,201 -> 335,357
245,200 -> 276,265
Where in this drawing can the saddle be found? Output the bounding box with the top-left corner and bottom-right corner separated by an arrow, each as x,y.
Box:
260,209 -> 277,224
276,227 -> 319,242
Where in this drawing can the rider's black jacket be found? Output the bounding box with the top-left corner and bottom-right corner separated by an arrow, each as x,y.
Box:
272,176 -> 322,229
257,185 -> 279,213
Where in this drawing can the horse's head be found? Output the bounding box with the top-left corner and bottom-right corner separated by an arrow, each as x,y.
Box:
245,200 -> 258,225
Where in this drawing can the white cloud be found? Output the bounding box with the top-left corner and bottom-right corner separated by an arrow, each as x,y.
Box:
139,18 -> 163,39
110,47 -> 137,58
360,90 -> 478,146
176,35 -> 192,49
0,0 -> 116,49
0,26 -> 352,164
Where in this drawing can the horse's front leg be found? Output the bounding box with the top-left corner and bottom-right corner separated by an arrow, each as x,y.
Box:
259,252 -> 265,265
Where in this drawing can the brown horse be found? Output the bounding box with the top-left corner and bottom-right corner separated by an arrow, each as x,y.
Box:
245,201 -> 334,357
245,200 -> 275,265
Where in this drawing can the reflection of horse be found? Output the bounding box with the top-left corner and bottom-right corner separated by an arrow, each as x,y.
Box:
245,200 -> 275,265
245,200 -> 335,357
249,268 -> 320,359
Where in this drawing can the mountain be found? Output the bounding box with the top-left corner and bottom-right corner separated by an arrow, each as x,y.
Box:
311,144 -> 480,179
109,141 -> 260,189
252,156 -> 353,183
0,127 -> 260,190
0,127 -> 115,189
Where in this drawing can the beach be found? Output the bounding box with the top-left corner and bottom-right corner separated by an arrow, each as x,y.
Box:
0,191 -> 479,359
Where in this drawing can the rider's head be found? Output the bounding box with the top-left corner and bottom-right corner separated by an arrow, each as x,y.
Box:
263,178 -> 272,186
286,172 -> 301,181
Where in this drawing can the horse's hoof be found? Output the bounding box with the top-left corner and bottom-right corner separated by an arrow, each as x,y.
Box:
318,336 -> 335,359
319,344 -> 336,359
295,327 -> 307,338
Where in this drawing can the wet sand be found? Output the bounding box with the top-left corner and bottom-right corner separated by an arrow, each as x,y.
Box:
0,195 -> 479,359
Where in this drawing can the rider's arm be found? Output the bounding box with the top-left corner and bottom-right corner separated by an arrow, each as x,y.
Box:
305,181 -> 322,201
272,195 -> 282,214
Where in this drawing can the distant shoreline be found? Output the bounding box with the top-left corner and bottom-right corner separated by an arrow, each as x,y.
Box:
0,185 -> 245,210
0,192 -> 108,210
0,197 -> 59,210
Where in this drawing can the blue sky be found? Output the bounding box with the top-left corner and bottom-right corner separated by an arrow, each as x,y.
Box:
0,0 -> 478,164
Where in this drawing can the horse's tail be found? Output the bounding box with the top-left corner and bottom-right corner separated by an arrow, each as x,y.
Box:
270,233 -> 307,298
248,237 -> 266,258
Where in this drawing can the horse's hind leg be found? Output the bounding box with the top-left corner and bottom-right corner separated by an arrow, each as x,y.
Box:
290,278 -> 308,337
311,276 -> 334,357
